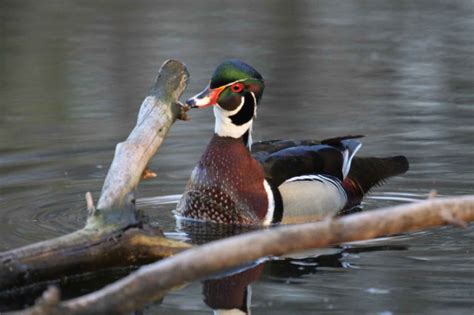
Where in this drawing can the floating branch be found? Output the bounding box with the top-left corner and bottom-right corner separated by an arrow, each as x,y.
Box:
15,195 -> 474,315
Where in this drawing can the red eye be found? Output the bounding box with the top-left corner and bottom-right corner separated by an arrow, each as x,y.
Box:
231,82 -> 244,93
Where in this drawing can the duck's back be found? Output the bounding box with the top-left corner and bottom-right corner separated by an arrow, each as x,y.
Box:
176,135 -> 270,225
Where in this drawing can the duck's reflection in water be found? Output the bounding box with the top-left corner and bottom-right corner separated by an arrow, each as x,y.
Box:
177,219 -> 408,315
204,262 -> 264,315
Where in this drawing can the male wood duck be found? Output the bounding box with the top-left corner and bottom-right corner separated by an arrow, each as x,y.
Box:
176,60 -> 408,225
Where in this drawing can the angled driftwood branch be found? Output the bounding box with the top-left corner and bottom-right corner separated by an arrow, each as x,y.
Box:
15,195 -> 474,315
0,60 -> 190,291
96,59 -> 189,213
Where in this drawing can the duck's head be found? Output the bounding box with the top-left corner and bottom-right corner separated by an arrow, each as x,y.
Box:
186,60 -> 264,147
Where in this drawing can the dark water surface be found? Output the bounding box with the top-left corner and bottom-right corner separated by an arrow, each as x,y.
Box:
1,1 -> 473,314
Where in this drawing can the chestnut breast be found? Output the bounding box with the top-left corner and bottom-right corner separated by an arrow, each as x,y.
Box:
176,135 -> 268,224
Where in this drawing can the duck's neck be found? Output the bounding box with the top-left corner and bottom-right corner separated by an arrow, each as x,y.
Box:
213,106 -> 253,149
202,134 -> 254,169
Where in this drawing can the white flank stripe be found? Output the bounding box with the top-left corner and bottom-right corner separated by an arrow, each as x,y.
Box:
263,180 -> 275,225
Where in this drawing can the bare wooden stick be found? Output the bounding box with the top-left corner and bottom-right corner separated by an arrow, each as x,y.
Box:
14,195 -> 474,315
0,60 -> 190,291
95,59 -> 190,222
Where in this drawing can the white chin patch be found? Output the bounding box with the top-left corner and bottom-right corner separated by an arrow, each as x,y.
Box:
214,96 -> 253,139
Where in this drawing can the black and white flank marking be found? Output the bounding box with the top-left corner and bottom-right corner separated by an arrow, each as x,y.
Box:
278,174 -> 348,219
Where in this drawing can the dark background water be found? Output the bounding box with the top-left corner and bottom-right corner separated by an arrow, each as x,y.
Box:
1,1 -> 473,314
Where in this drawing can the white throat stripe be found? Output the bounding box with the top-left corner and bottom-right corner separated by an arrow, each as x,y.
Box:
214,96 -> 253,139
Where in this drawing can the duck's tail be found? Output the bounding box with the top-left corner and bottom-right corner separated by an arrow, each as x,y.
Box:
342,155 -> 409,210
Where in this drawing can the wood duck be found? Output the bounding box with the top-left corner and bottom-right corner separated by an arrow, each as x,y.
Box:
176,60 -> 409,225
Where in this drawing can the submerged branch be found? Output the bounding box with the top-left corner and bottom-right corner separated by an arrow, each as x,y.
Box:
16,195 -> 474,315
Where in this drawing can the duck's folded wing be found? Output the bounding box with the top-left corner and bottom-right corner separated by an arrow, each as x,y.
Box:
252,135 -> 363,159
253,136 -> 362,187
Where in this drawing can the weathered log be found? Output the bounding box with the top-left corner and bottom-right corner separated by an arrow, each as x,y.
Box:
14,195 -> 474,315
0,60 -> 191,291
